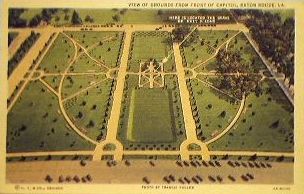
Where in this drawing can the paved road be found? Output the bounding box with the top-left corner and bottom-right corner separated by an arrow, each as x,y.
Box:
8,30 -> 57,112
6,160 -> 293,184
8,31 -> 30,60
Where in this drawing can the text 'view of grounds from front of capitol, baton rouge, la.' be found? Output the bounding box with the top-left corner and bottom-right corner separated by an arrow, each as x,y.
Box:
5,7 -> 295,185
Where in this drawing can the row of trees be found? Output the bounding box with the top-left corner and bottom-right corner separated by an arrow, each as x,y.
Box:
8,31 -> 40,76
232,10 -> 294,87
8,8 -> 27,27
9,8 -> 83,27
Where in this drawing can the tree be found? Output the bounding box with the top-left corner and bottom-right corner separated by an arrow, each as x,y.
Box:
71,10 -> 82,25
172,26 -> 199,46
85,15 -> 94,23
29,14 -> 42,27
219,111 -> 226,118
112,14 -> 120,22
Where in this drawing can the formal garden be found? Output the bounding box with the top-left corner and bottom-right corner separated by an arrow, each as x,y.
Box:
128,31 -> 175,72
117,74 -> 186,151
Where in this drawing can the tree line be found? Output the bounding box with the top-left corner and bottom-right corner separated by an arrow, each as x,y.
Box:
8,31 -> 40,76
9,8 -> 83,27
232,10 -> 294,87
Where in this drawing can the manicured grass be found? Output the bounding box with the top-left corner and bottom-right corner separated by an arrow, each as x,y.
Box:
67,31 -> 118,48
209,79 -> 294,152
7,81 -> 95,152
77,9 -> 162,24
182,30 -> 238,69
128,31 -> 175,72
38,33 -> 75,73
66,31 -> 123,69
69,55 -> 108,73
88,32 -> 124,68
127,88 -> 173,142
62,74 -> 106,98
77,9 -> 116,24
132,32 -> 168,60
120,9 -> 162,24
199,30 -> 238,49
64,79 -> 114,141
42,75 -> 62,92
189,79 -> 239,141
117,75 -> 186,150
20,9 -> 71,26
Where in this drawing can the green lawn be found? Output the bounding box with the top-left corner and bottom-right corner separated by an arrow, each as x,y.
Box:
117,75 -> 186,150
42,75 -> 62,92
61,74 -> 106,98
64,79 -> 114,141
66,31 -> 123,69
7,81 -> 95,152
69,55 -> 108,73
77,9 -> 162,24
209,79 -> 294,152
127,88 -> 173,142
38,33 -> 75,73
132,32 -> 168,60
20,9 -> 72,26
67,31 -> 118,48
182,30 -> 238,69
129,31 -> 175,72
190,79 -> 239,142
88,32 -> 124,68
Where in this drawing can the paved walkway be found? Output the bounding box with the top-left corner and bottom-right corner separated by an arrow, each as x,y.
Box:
92,29 -> 133,161
8,30 -> 56,112
8,31 -> 30,60
173,43 -> 210,160
6,150 -> 293,158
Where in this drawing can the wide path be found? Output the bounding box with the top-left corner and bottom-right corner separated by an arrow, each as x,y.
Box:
173,43 -> 197,141
105,30 -> 132,140
92,29 -> 133,161
6,160 -> 293,184
173,43 -> 210,160
8,31 -> 30,60
8,29 -> 56,111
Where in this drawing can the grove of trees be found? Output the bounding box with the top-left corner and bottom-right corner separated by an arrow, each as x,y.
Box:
232,10 -> 295,87
215,49 -> 261,99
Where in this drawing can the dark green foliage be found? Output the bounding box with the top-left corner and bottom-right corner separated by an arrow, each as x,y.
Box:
71,10 -> 82,25
8,31 -> 40,76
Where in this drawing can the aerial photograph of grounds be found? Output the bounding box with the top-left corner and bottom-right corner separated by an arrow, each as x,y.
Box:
6,8 -> 294,184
